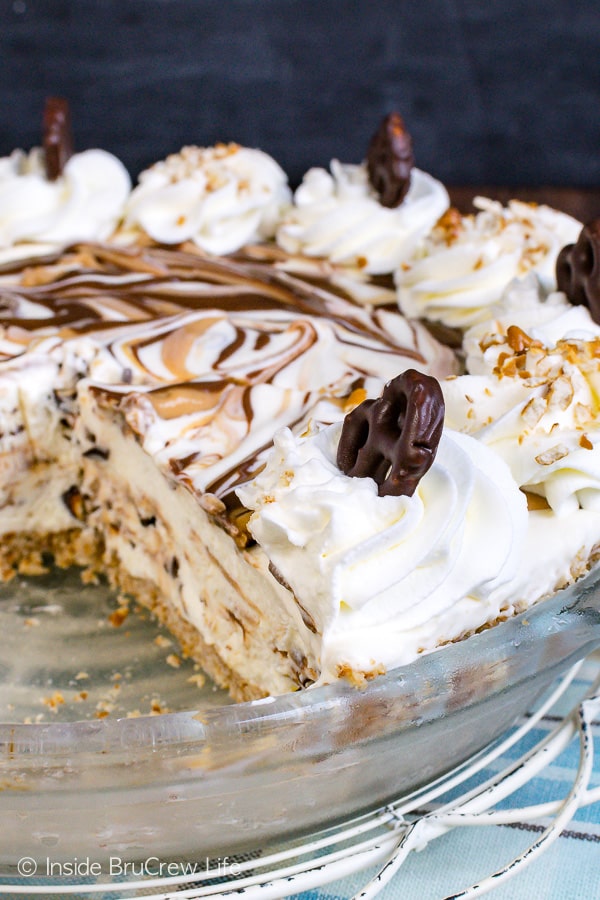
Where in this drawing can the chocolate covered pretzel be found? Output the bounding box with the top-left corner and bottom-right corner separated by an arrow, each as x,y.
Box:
43,96 -> 74,180
366,111 -> 414,208
337,369 -> 445,497
556,219 -> 600,324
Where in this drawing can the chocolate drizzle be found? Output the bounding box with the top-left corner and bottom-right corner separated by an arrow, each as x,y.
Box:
0,243 -> 432,365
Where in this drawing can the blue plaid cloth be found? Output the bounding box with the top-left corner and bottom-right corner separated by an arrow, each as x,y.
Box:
296,654 -> 600,900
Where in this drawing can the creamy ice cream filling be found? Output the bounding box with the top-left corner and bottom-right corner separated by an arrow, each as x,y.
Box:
75,391 -> 321,696
0,240 -> 458,698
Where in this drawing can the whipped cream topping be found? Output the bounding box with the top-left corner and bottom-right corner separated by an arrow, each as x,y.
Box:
444,325 -> 600,516
396,198 -> 582,328
237,422 -> 528,682
0,147 -> 131,264
463,275 -> 600,375
463,274 -> 600,375
276,160 -> 449,275
123,144 -> 292,254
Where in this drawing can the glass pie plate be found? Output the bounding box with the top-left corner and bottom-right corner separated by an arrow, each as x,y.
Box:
1,562 -> 600,873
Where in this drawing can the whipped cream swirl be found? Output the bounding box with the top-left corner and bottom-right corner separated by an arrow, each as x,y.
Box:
238,422 -> 528,681
444,328 -> 600,516
0,147 -> 131,264
463,275 -> 600,375
396,198 -> 582,328
123,144 -> 291,254
276,160 -> 449,275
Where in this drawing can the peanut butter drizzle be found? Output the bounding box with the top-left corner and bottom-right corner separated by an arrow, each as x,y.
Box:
156,316 -> 224,380
144,381 -> 229,420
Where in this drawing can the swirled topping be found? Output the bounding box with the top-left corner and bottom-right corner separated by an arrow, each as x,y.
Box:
0,242 -> 456,374
235,241 -> 400,308
276,160 -> 449,275
0,241 -> 457,537
122,144 -> 292,254
396,198 -> 582,329
444,325 -> 600,516
0,147 -> 131,266
84,299 -> 455,519
237,422 -> 528,680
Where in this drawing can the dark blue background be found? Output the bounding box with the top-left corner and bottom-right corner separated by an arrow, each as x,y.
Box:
1,0 -> 599,187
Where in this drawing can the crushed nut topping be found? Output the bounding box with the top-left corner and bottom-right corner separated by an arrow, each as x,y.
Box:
139,143 -> 241,187
535,444 -> 570,466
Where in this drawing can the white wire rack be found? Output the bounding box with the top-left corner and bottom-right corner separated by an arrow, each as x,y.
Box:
1,657 -> 599,900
